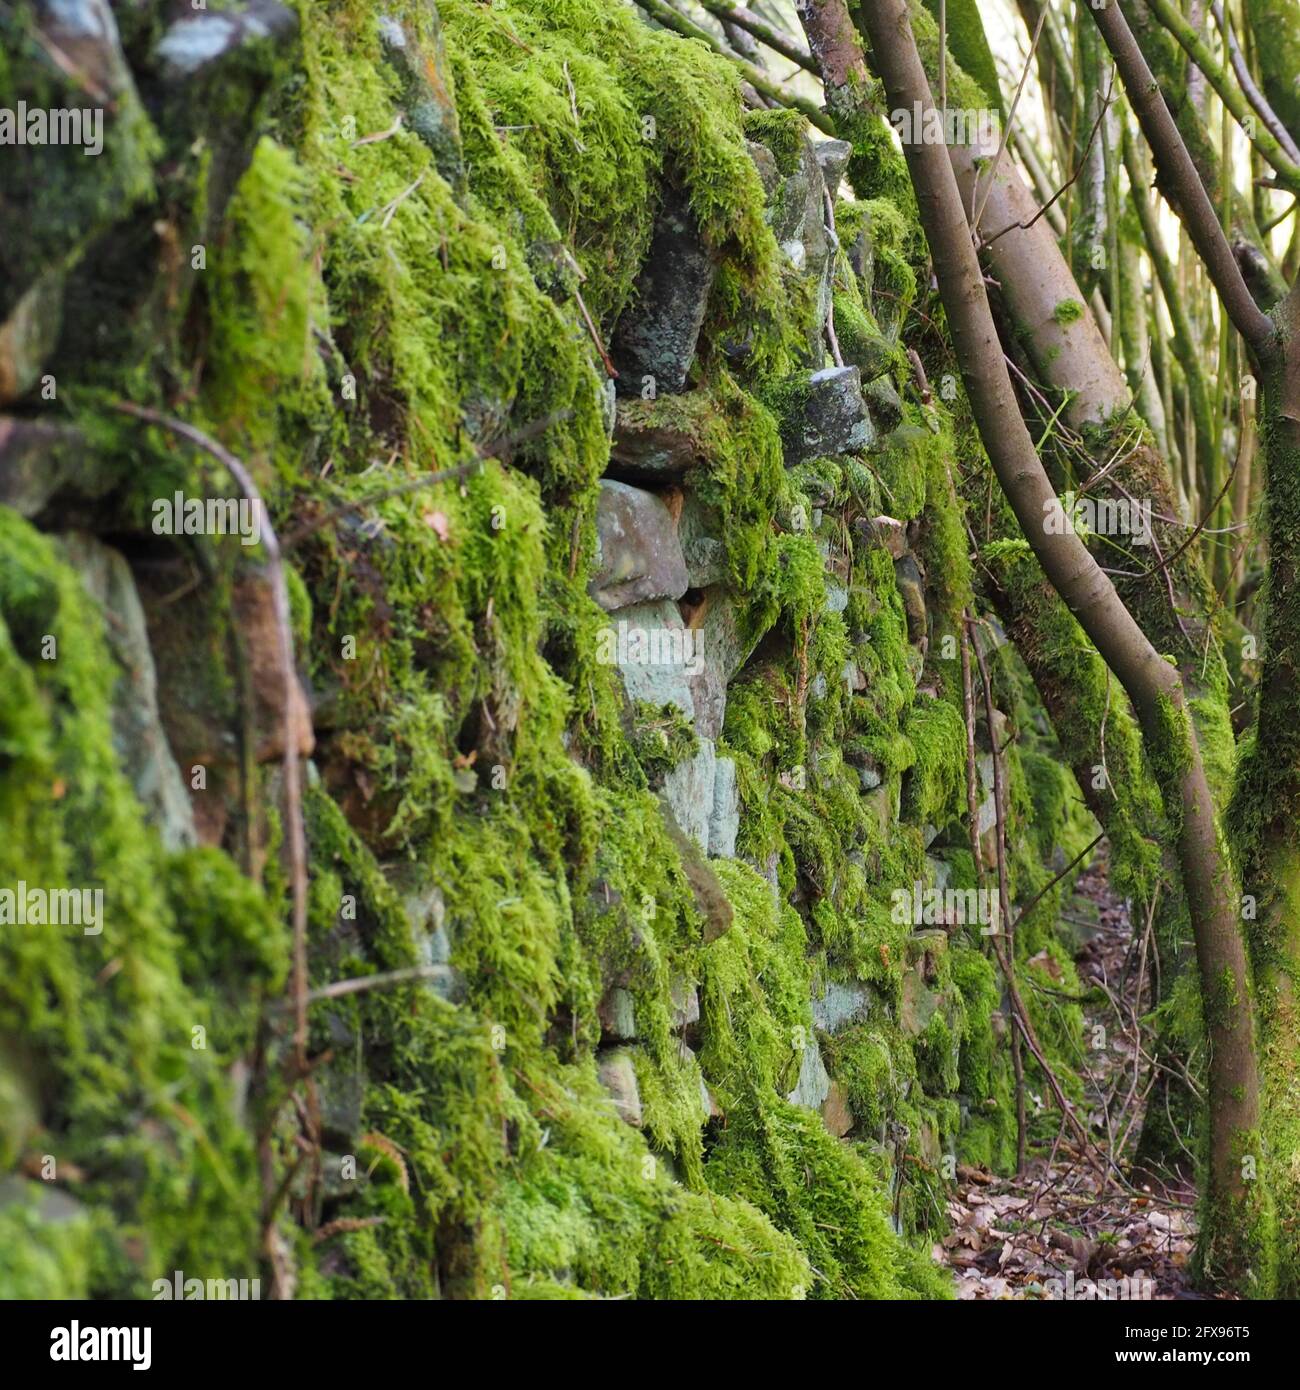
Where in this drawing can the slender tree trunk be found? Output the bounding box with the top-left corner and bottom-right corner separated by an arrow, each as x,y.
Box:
1131,0 -> 1288,309
1229,279 -> 1300,1294
856,0 -> 1267,1292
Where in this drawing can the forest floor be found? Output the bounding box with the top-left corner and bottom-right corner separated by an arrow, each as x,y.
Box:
931,857 -> 1221,1301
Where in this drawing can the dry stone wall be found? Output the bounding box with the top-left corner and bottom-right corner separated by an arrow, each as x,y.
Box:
0,0 -> 1092,1299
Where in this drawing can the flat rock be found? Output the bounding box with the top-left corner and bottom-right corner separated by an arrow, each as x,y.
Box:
784,366 -> 875,465
662,736 -> 717,853
58,533 -> 197,851
610,398 -> 705,479
597,1047 -> 643,1127
590,480 -> 689,612
708,755 -> 738,859
610,185 -> 716,395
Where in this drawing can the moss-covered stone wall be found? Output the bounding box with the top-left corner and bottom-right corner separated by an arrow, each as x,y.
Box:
0,0 -> 1095,1299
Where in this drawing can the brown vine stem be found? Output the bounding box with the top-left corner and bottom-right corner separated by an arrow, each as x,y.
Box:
114,400 -> 317,1290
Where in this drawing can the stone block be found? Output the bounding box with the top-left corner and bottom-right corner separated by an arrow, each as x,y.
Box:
590,480 -> 689,612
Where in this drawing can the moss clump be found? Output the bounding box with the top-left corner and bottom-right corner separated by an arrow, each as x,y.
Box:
1053,298 -> 1086,327
902,699 -> 967,827
0,512 -> 272,1296
629,701 -> 699,783
742,107 -> 807,178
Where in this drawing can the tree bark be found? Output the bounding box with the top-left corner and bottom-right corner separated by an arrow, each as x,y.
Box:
856,0 -> 1267,1292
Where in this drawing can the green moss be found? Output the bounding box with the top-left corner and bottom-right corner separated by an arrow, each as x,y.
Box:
1053,298 -> 1086,327
902,699 -> 967,827
0,512 -> 270,1296
742,107 -> 807,178
629,701 -> 699,782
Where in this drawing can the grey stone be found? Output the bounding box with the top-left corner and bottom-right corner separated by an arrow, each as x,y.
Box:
813,138 -> 853,197
864,784 -> 895,837
377,8 -> 465,189
0,272 -> 63,405
0,1176 -> 86,1227
845,744 -> 883,793
0,1041 -> 38,1170
926,855 -> 952,892
854,513 -> 908,559
670,975 -> 700,1031
58,534 -> 197,851
900,970 -> 943,1038
677,491 -> 728,588
599,378 -> 617,440
708,755 -> 739,859
784,366 -> 875,465
156,1 -> 298,78
611,186 -> 716,395
812,980 -> 874,1033
824,579 -> 849,613
863,373 -> 904,425
764,136 -> 834,358
382,864 -> 452,977
976,760 -> 997,837
590,480 -> 689,612
599,987 -> 638,1042
318,1063 -> 365,1146
787,1039 -> 831,1111
745,140 -> 781,198
605,597 -> 697,721
150,2 -> 299,249
663,736 -> 717,852
842,324 -> 897,383
686,586 -> 757,736
0,417 -> 110,517
676,1039 -> 716,1123
894,552 -> 927,644
597,1048 -> 643,1127
692,586 -> 750,689
1,0 -> 150,322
